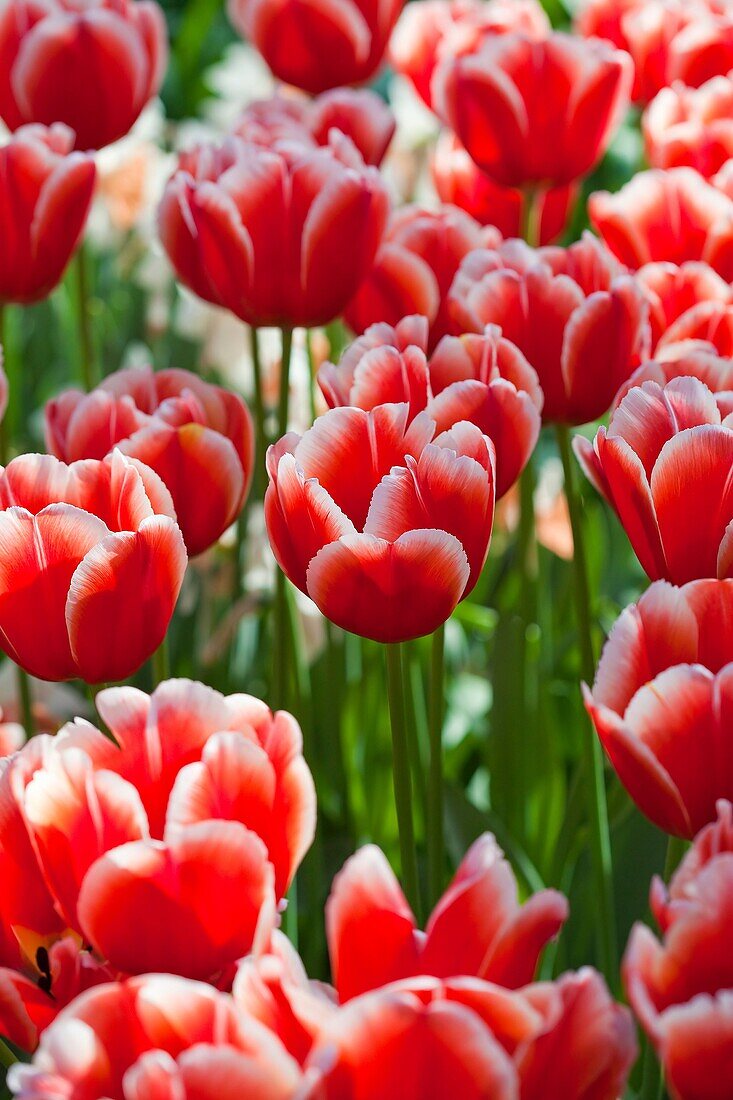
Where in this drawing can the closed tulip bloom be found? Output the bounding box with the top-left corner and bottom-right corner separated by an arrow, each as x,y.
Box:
575,376 -> 733,584
589,167 -> 733,276
624,800 -> 733,1099
432,31 -> 632,189
431,131 -> 576,244
0,124 -> 95,305
344,204 -> 494,352
265,403 -> 496,643
318,316 -> 542,498
390,0 -> 549,109
0,680 -> 315,1047
8,974 -> 304,1099
449,234 -> 650,424
159,133 -> 389,330
0,0 -> 168,151
45,365 -> 254,557
644,73 -> 733,176
227,0 -> 401,95
235,89 -> 395,167
636,260 -> 732,349
326,834 -> 568,1002
0,450 -> 186,684
584,578 -> 733,836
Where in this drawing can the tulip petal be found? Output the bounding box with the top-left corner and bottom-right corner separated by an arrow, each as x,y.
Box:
660,992 -> 733,1100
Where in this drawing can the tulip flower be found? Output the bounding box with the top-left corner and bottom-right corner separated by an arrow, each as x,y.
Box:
655,300 -> 733,359
326,834 -> 568,1001
0,679 -> 315,1047
0,450 -> 186,684
636,260 -> 732,349
584,578 -> 733,836
8,974 -> 304,1099
390,0 -> 549,109
318,316 -> 542,498
644,72 -> 733,176
624,800 -> 733,1099
0,124 -> 95,305
159,132 -> 389,330
432,31 -> 632,189
575,0 -> 733,104
449,233 -> 650,425
0,0 -> 168,152
575,376 -> 733,585
589,167 -> 733,277
265,402 -> 496,644
235,88 -> 396,167
45,365 -> 254,557
344,204 -> 494,352
431,131 -> 576,244
612,345 -> 733,412
227,0 -> 402,95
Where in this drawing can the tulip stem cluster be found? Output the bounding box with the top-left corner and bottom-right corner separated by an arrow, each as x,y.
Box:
74,246 -> 97,392
427,622 -> 446,904
386,641 -> 422,921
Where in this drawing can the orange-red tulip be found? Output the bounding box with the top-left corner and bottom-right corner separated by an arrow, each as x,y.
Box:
344,204 -> 495,351
318,316 -> 542,498
575,377 -> 733,584
589,167 -> 733,277
45,365 -> 254,557
644,72 -> 733,176
625,799 -> 733,1099
390,0 -> 549,109
0,124 -> 94,304
265,403 -> 496,642
235,89 -> 396,167
584,579 -> 733,836
0,679 -> 315,1047
431,131 -> 576,244
227,0 -> 402,95
0,450 -> 186,683
9,974 -> 304,1099
326,835 -> 567,1001
449,233 -> 650,425
159,133 -> 389,329
0,0 -> 168,151
432,30 -> 632,189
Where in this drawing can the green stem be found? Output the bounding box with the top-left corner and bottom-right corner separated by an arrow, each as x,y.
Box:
521,186 -> 544,249
0,1036 -> 18,1068
386,643 -> 422,921
75,245 -> 97,392
152,635 -> 170,687
556,423 -> 618,981
640,1036 -> 664,1100
17,665 -> 33,741
249,326 -> 267,499
428,623 -> 445,905
305,329 -> 318,425
278,327 -> 293,439
517,461 -> 538,626
273,569 -> 289,711
664,834 -> 688,882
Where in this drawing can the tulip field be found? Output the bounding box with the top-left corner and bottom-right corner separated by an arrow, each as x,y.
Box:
0,0 -> 733,1096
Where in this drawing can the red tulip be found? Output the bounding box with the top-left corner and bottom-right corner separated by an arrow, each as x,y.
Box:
45,365 -> 254,557
644,72 -> 733,176
576,0 -> 733,104
159,132 -> 389,329
636,260 -> 732,350
326,835 -> 567,1002
390,0 -> 549,109
227,0 -> 402,95
0,0 -> 168,152
344,204 -> 495,352
0,450 -> 186,684
575,376 -> 733,585
318,316 -> 542,498
589,167 -> 733,276
235,89 -> 396,167
624,800 -> 733,1099
431,131 -> 576,245
432,31 -> 632,189
655,300 -> 733,359
449,233 -> 650,425
0,679 -> 315,1046
8,974 -> 304,1099
0,124 -> 94,304
301,970 -> 636,1099
584,578 -> 733,836
265,402 -> 496,643
612,345 -> 733,413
